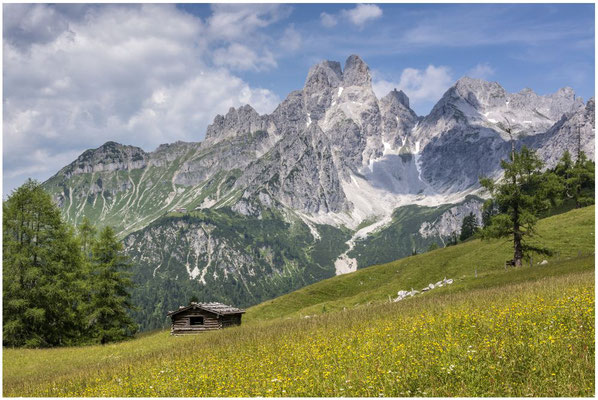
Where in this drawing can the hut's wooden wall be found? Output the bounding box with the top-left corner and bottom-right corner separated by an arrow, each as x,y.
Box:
221,314 -> 242,328
171,309 -> 220,334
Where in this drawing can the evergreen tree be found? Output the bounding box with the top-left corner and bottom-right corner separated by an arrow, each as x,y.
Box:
78,216 -> 97,262
481,199 -> 499,228
427,242 -> 439,252
555,151 -> 595,208
87,226 -> 138,344
459,212 -> 479,242
189,295 -> 200,304
480,146 -> 558,267
445,231 -> 458,247
3,180 -> 86,347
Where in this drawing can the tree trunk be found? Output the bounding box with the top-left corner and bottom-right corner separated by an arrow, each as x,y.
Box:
513,230 -> 523,267
512,194 -> 523,267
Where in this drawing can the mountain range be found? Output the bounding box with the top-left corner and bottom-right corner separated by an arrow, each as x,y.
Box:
41,55 -> 595,330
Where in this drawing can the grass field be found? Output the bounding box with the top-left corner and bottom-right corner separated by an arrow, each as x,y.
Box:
3,207 -> 595,397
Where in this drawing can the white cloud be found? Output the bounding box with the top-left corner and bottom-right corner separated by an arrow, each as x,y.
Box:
280,24 -> 302,52
3,4 -> 281,194
342,4 -> 383,28
372,65 -> 453,114
207,3 -> 292,41
467,63 -> 496,80
320,12 -> 337,28
213,43 -> 277,71
3,3 -> 70,48
319,4 -> 382,29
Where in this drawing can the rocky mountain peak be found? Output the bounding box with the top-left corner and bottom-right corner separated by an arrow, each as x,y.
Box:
555,86 -> 576,98
304,60 -> 343,93
383,88 -> 411,110
452,77 -> 506,107
91,141 -> 146,159
343,54 -> 371,87
204,104 -> 266,143
586,96 -> 594,109
59,141 -> 147,178
519,87 -> 535,95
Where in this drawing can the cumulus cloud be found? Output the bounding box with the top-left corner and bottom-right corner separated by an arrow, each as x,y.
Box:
372,65 -> 454,114
3,3 -> 71,48
341,4 -> 383,28
213,43 -> 277,71
320,12 -> 337,28
320,4 -> 382,29
280,24 -> 302,52
467,62 -> 496,80
3,4 -> 281,194
207,3 -> 292,41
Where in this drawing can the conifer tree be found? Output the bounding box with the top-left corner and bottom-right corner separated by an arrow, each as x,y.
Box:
427,242 -> 439,252
555,150 -> 595,208
480,146 -> 559,266
3,180 -> 86,347
78,216 -> 97,262
459,212 -> 479,242
87,226 -> 138,344
445,231 -> 458,247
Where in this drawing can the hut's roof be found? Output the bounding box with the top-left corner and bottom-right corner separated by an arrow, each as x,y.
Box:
167,302 -> 245,317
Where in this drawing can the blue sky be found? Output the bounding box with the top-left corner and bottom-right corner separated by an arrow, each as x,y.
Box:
3,3 -> 595,195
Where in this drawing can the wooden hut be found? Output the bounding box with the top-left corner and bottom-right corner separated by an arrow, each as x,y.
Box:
167,302 -> 245,334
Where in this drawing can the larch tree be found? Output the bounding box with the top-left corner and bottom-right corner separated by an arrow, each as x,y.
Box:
555,150 -> 595,208
87,226 -> 138,344
459,212 -> 479,242
3,180 -> 86,347
479,146 -> 560,267
78,216 -> 97,262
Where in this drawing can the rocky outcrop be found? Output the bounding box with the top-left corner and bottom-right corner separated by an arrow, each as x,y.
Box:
379,89 -> 419,148
343,55 -> 371,87
526,97 -> 595,168
419,198 -> 483,240
204,105 -> 270,144
59,141 -> 148,178
236,124 -> 348,214
394,277 -> 454,302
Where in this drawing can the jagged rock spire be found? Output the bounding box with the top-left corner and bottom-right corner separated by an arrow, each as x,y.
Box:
205,104 -> 266,142
304,60 -> 343,92
384,88 -> 411,109
343,54 -> 371,87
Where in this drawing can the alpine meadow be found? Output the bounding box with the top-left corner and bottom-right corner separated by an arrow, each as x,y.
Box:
2,3 -> 595,398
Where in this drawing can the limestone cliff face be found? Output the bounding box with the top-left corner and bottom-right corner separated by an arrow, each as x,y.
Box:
418,199 -> 483,241
526,97 -> 595,168
60,141 -> 148,178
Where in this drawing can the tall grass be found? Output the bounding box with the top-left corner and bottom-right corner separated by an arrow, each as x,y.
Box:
3,267 -> 594,397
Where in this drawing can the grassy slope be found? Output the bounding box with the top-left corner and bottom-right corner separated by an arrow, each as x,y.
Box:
246,206 -> 594,322
3,207 -> 595,396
